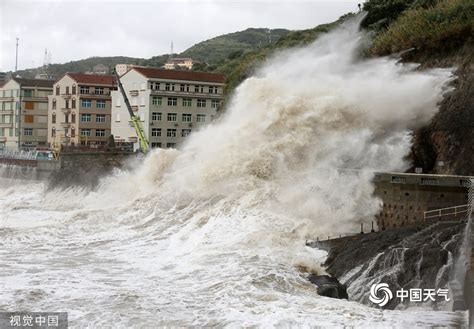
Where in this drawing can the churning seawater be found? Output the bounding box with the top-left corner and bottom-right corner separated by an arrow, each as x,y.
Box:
0,17 -> 467,328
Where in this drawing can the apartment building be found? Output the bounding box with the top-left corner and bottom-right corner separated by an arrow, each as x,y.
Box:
111,67 -> 225,150
0,78 -> 54,150
47,73 -> 116,148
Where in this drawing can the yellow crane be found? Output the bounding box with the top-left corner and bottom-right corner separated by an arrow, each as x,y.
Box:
114,69 -> 150,153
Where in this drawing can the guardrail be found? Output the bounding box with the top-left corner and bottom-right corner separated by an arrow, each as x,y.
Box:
424,204 -> 469,221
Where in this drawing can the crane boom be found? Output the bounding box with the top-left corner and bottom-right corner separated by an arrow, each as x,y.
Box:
114,69 -> 149,153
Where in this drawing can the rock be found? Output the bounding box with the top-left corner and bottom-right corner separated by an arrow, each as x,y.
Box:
308,274 -> 348,299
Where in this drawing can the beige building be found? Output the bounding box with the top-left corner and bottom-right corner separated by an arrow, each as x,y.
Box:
164,58 -> 195,70
48,73 -> 116,148
111,66 -> 225,150
0,78 -> 54,150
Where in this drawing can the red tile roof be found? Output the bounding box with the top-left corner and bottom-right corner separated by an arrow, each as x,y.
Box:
66,73 -> 115,86
133,67 -> 225,84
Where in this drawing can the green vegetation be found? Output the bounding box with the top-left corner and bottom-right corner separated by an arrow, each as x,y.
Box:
16,56 -> 143,79
370,0 -> 474,55
180,28 -> 290,65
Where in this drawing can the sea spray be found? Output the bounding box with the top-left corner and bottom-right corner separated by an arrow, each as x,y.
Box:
0,16 -> 462,327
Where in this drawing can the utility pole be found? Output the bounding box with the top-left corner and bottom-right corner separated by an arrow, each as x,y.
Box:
15,37 -> 19,72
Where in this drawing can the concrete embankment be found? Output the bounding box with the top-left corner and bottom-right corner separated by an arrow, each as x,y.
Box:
47,152 -> 138,190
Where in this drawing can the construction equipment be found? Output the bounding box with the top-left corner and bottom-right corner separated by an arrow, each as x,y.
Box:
113,69 -> 149,153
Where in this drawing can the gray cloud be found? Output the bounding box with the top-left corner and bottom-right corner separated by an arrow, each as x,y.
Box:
0,0 -> 361,71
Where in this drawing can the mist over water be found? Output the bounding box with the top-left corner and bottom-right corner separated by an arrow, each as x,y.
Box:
1,16 -> 464,327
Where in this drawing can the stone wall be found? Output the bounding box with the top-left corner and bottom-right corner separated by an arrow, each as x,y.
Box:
373,172 -> 471,229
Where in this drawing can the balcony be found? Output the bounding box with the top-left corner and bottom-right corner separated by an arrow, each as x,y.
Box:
61,93 -> 72,99
61,108 -> 72,114
60,122 -> 72,128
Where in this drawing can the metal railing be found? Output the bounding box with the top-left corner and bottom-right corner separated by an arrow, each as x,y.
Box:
424,204 -> 469,221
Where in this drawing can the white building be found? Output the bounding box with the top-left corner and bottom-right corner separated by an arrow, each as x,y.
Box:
111,66 -> 225,150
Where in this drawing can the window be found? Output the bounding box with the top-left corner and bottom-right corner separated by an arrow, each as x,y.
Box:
209,86 -> 218,94
23,90 -> 33,97
197,114 -> 206,123
81,129 -> 91,136
71,128 -> 75,137
211,100 -> 220,108
71,113 -> 76,123
151,128 -> 161,137
194,85 -> 199,93
24,128 -> 33,136
96,114 -> 106,123
167,142 -> 176,148
52,99 -> 56,110
96,100 -> 106,109
200,86 -> 204,93
165,83 -> 170,91
56,86 -> 60,95
197,99 -> 206,108
25,102 -> 34,110
182,98 -> 192,107
80,86 -> 90,94
182,114 -> 192,122
72,99 -> 76,109
152,112 -> 162,121
152,96 -> 162,106
171,84 -> 175,91
167,98 -> 177,106
182,129 -> 191,137
94,87 -> 104,95
167,113 -> 177,122
24,115 -> 34,123
52,113 -> 56,124
81,114 -> 92,122
81,99 -> 92,108
167,129 -> 177,137
65,100 -> 69,109
186,84 -> 190,92
72,85 -> 76,94
96,129 -> 106,137
151,142 -> 162,148
150,82 -> 160,91
66,86 -> 70,95
51,127 -> 56,137
180,84 -> 185,92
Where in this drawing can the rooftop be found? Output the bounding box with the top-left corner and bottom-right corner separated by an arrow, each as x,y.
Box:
133,66 -> 225,84
66,73 -> 115,86
11,77 -> 55,88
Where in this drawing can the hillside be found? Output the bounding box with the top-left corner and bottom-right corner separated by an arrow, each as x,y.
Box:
180,28 -> 290,65
13,28 -> 290,80
16,56 -> 144,79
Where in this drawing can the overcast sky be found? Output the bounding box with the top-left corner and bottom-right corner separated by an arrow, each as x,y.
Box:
0,0 -> 361,72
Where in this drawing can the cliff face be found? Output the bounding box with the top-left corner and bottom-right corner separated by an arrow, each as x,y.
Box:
408,40 -> 474,176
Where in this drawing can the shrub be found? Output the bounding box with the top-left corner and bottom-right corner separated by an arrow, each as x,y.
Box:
371,0 -> 474,55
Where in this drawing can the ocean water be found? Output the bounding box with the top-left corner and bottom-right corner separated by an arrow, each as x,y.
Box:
0,16 -> 466,328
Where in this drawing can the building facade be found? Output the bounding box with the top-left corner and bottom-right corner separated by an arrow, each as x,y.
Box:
47,73 -> 116,148
111,67 -> 225,150
164,58 -> 195,70
0,78 -> 54,150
